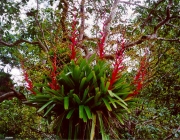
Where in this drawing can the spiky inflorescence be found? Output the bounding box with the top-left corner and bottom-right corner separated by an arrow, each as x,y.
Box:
49,52 -> 59,90
128,51 -> 148,97
109,40 -> 125,90
22,62 -> 36,95
69,14 -> 78,60
98,23 -> 108,59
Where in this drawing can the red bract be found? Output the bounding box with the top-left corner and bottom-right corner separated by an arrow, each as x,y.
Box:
22,63 -> 36,95
98,23 -> 107,59
49,52 -> 59,90
128,52 -> 147,97
109,40 -> 125,90
69,14 -> 78,60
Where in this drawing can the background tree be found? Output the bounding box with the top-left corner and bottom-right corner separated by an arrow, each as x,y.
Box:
0,0 -> 179,139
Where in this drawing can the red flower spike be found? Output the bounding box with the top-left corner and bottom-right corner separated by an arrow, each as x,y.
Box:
49,52 -> 60,90
109,40 -> 125,90
128,51 -> 148,97
98,23 -> 108,59
69,14 -> 78,60
21,62 -> 36,95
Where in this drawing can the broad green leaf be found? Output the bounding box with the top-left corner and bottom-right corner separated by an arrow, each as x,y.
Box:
79,105 -> 84,119
64,97 -> 69,110
105,81 -> 110,93
84,106 -> 92,119
79,77 -> 87,91
82,111 -> 87,122
60,72 -> 75,88
108,90 -> 127,106
87,53 -> 96,64
113,113 -> 124,125
102,98 -> 112,111
52,96 -> 63,102
97,111 -> 106,140
43,103 -> 55,117
107,96 -> 117,108
66,109 -> 75,119
79,58 -> 86,70
73,94 -> 81,104
115,101 -> 130,113
86,71 -> 94,83
37,100 -> 53,113
84,96 -> 94,104
92,71 -> 98,86
82,87 -> 89,102
43,87 -> 60,96
73,65 -> 80,82
94,91 -> 101,103
100,77 -> 106,94
90,113 -> 96,140
60,85 -> 65,96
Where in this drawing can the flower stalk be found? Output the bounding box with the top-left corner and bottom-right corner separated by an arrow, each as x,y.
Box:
98,23 -> 108,59
109,40 -> 125,90
69,14 -> 78,60
49,52 -> 59,90
21,62 -> 36,95
128,51 -> 148,97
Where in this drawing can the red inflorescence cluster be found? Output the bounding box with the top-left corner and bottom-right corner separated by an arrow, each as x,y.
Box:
128,51 -> 147,97
98,23 -> 108,60
69,14 -> 78,60
109,40 -> 125,90
49,52 -> 60,90
22,62 -> 36,95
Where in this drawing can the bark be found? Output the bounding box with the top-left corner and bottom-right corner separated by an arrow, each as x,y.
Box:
0,90 -> 26,103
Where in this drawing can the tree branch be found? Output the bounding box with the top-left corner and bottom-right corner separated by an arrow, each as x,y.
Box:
34,0 -> 48,51
118,0 -> 147,9
0,91 -> 14,102
125,0 -> 179,48
0,39 -> 48,52
165,23 -> 180,29
102,0 -> 119,45
60,0 -> 68,39
0,90 -> 26,103
157,37 -> 180,42
78,0 -> 85,41
153,0 -> 172,34
141,0 -> 164,29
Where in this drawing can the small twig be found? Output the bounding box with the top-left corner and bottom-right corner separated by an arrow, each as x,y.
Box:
142,116 -> 158,125
164,126 -> 180,140
118,0 -> 147,9
157,37 -> 180,42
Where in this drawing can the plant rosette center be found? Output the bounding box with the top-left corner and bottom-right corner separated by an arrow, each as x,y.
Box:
28,56 -> 136,139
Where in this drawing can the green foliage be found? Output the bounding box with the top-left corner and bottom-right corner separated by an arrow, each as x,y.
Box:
28,56 -> 135,139
0,99 -> 48,139
122,99 -> 180,139
1,0 -> 180,139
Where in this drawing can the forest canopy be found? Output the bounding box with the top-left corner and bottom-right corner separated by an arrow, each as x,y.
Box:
0,0 -> 180,139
